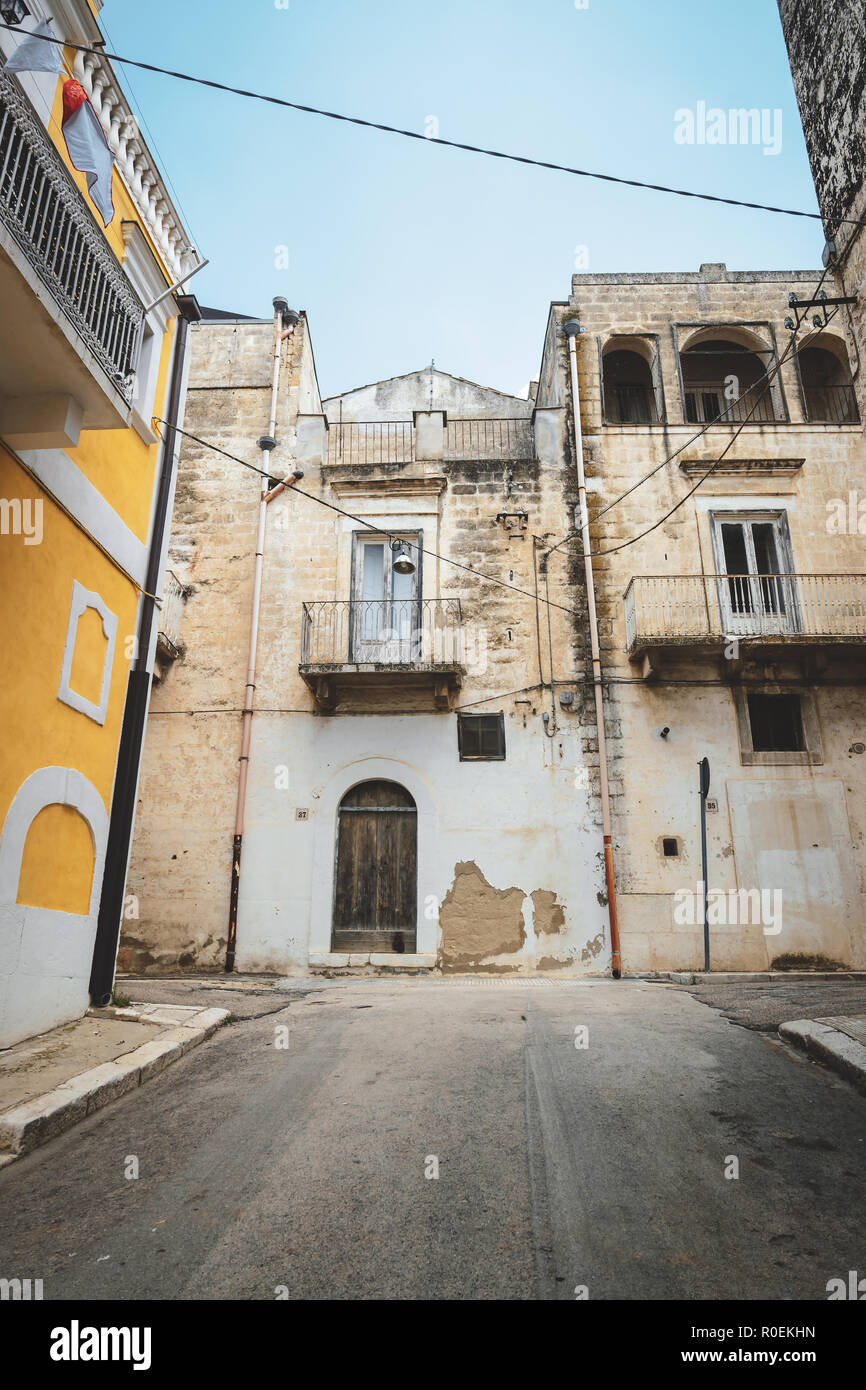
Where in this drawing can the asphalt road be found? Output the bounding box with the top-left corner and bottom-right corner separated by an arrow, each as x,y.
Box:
1,977 -> 864,1300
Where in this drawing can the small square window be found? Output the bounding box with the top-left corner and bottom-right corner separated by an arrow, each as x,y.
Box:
662,837 -> 679,858
747,694 -> 805,753
458,713 -> 506,761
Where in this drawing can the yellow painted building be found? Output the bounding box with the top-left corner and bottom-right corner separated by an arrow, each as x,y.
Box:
0,0 -> 200,1044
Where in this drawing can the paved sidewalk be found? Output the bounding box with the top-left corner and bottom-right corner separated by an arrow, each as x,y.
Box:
0,1001 -> 229,1163
779,1015 -> 866,1096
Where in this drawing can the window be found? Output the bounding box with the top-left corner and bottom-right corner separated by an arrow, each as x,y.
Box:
679,334 -> 782,423
350,531 -> 421,662
121,222 -> 173,444
601,336 -> 665,425
662,837 -> 680,858
458,713 -> 506,761
797,336 -> 860,423
747,694 -> 805,753
733,687 -> 822,766
709,511 -> 796,635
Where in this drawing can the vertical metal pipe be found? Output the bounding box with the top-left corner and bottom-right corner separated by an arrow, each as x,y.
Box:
564,319 -> 622,978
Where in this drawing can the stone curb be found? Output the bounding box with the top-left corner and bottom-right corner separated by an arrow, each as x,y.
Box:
778,1018 -> 866,1096
657,971 -> 866,985
0,1008 -> 230,1160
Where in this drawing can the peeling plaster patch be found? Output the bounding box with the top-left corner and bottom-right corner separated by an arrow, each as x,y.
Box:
440,861 -> 526,971
531,889 -> 565,936
536,955 -> 571,971
580,932 -> 605,964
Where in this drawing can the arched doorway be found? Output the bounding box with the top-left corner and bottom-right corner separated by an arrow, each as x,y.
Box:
333,780 -> 417,954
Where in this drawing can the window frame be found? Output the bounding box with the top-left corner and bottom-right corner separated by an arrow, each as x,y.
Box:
457,712 -> 506,762
732,687 -> 823,767
598,333 -> 666,426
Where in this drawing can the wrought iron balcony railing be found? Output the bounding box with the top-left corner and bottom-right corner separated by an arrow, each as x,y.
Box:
157,570 -> 188,653
603,383 -> 659,425
301,598 -> 463,667
325,421 -> 415,466
0,72 -> 144,401
625,573 -> 866,653
802,384 -> 860,425
684,384 -> 782,425
443,417 -> 535,459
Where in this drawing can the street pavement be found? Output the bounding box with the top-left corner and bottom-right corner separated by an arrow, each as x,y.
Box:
1,977 -> 864,1300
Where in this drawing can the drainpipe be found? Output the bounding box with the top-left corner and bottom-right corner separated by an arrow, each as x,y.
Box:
89,294 -> 202,1006
225,298 -> 303,973
563,318 -> 622,979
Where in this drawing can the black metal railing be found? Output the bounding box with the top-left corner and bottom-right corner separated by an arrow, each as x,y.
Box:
444,417 -> 534,459
802,384 -> 860,424
684,383 -> 782,424
0,72 -> 144,400
301,598 -> 463,666
604,384 -> 657,424
325,421 -> 415,465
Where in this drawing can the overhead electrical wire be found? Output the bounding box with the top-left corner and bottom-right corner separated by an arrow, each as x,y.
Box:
543,258 -> 844,558
155,421 -> 584,618
0,20 -> 851,225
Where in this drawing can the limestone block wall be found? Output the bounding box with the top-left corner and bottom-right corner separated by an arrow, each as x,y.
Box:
537,266 -> 866,972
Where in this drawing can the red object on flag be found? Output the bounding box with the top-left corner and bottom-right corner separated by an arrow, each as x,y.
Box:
61,79 -> 115,227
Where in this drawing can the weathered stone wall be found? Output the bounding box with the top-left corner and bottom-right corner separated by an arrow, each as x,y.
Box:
124,318 -> 608,976
777,1 -> 866,430
777,0 -> 865,236
537,265 -> 866,972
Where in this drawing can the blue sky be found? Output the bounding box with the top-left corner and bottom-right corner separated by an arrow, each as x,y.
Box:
102,0 -> 821,398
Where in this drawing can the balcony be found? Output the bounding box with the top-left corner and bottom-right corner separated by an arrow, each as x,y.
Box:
323,416 -> 535,468
154,570 -> 188,679
802,384 -> 860,425
443,417 -> 534,459
325,421 -> 415,466
625,573 -> 866,672
300,598 -> 464,711
684,384 -> 783,425
0,72 -> 144,443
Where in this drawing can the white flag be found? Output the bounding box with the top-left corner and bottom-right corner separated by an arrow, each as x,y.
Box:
3,19 -> 65,76
62,80 -> 115,226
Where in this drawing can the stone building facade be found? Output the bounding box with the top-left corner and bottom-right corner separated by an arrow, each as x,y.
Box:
536,263 -> 866,972
122,307 -> 612,976
778,0 -> 866,430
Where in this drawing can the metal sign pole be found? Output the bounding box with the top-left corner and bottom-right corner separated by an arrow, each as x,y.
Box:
699,757 -> 710,972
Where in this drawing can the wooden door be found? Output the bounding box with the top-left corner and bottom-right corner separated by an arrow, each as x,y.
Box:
333,781 -> 417,953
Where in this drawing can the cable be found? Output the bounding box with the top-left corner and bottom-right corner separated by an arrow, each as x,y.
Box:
1,20 -> 853,226
583,323 -> 816,559
544,265 -> 843,557
156,421 -> 583,618
98,14 -> 201,254
548,317 -> 833,555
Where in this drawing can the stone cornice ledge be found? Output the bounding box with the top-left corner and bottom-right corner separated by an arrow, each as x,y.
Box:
679,458 -> 805,478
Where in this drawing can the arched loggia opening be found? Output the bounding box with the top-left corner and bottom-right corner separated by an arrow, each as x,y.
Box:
602,338 -> 662,424
798,336 -> 860,423
680,331 -> 783,424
